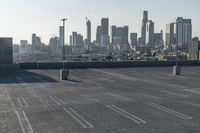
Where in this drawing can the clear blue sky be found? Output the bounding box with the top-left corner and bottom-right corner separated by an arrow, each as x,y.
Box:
0,0 -> 199,44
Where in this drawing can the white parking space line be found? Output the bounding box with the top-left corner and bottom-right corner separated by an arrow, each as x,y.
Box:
160,90 -> 188,98
21,98 -> 29,108
15,111 -> 33,133
15,111 -> 26,133
22,111 -> 33,133
17,98 -> 29,108
81,95 -> 101,103
108,93 -> 132,101
63,108 -> 93,128
17,98 -> 23,108
146,102 -> 192,120
54,96 -> 67,105
184,89 -> 200,94
106,105 -> 146,124
49,96 -> 61,105
183,101 -> 200,107
92,69 -> 138,82
4,85 -> 34,133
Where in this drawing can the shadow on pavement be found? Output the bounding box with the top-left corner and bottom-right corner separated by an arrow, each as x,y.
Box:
0,70 -> 58,84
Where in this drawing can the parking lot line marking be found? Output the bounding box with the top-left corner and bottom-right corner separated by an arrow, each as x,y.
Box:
81,95 -> 101,103
108,93 -> 131,101
22,111 -> 33,133
17,98 -> 23,108
16,111 -> 26,133
63,108 -> 93,128
92,69 -> 138,82
111,105 -> 146,123
106,105 -> 145,124
160,90 -> 188,98
184,89 -> 200,94
49,96 -> 61,105
86,95 -> 101,103
184,101 -> 200,107
54,96 -> 66,105
21,97 -> 29,108
146,102 -> 192,119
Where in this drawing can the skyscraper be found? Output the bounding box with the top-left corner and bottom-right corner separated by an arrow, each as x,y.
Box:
96,26 -> 103,45
123,26 -> 129,45
71,32 -> 84,47
101,18 -> 109,35
146,20 -> 154,46
114,26 -> 129,45
32,33 -> 41,50
189,37 -> 200,60
86,19 -> 91,44
130,33 -> 138,47
166,23 -> 175,47
176,17 -> 192,46
154,30 -> 164,47
141,11 -> 148,45
111,25 -> 117,44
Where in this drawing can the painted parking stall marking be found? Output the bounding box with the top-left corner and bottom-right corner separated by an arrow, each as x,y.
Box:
146,102 -> 192,120
63,107 -> 94,128
106,105 -> 146,124
81,95 -> 101,103
16,111 -> 33,133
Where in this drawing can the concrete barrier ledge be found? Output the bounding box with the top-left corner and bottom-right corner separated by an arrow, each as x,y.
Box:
19,60 -> 199,70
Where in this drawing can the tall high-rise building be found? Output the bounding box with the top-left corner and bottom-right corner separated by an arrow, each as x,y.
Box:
189,37 -> 200,60
141,11 -> 148,45
111,25 -> 117,44
32,33 -> 41,50
71,32 -> 84,47
69,35 -> 72,46
146,20 -> 154,46
123,26 -> 129,45
154,30 -> 164,47
130,33 -> 138,47
115,27 -> 123,45
96,26 -> 103,44
101,35 -> 110,46
72,32 -> 77,46
86,19 -> 91,44
101,18 -> 109,35
114,26 -> 129,45
176,17 -> 192,45
166,23 -> 175,47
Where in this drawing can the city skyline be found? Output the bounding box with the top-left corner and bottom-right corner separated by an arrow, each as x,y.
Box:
0,0 -> 200,44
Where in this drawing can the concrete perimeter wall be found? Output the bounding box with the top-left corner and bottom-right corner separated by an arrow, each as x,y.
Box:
0,64 -> 20,72
19,60 -> 199,70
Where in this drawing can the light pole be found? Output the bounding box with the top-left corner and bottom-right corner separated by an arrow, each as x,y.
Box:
60,18 -> 69,80
61,18 -> 67,63
173,21 -> 181,75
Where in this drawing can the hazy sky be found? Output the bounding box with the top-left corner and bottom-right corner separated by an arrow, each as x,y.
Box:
0,0 -> 200,44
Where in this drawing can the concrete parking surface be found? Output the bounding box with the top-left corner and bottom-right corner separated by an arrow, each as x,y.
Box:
0,67 -> 200,133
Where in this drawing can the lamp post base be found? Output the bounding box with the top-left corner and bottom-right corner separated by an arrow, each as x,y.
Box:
60,69 -> 69,80
173,66 -> 181,75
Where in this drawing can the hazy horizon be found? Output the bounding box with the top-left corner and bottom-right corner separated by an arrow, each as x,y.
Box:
0,0 -> 200,44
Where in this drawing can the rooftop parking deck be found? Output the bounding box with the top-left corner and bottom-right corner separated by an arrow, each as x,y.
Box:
0,67 -> 200,133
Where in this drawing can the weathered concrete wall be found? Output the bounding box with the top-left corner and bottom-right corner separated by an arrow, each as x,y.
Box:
0,64 -> 20,72
19,60 -> 199,70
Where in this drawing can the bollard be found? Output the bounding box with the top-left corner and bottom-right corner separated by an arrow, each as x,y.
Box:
60,69 -> 69,80
173,66 -> 181,75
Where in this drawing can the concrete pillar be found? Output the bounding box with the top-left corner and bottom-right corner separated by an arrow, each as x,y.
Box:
173,66 -> 181,75
60,69 -> 69,80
